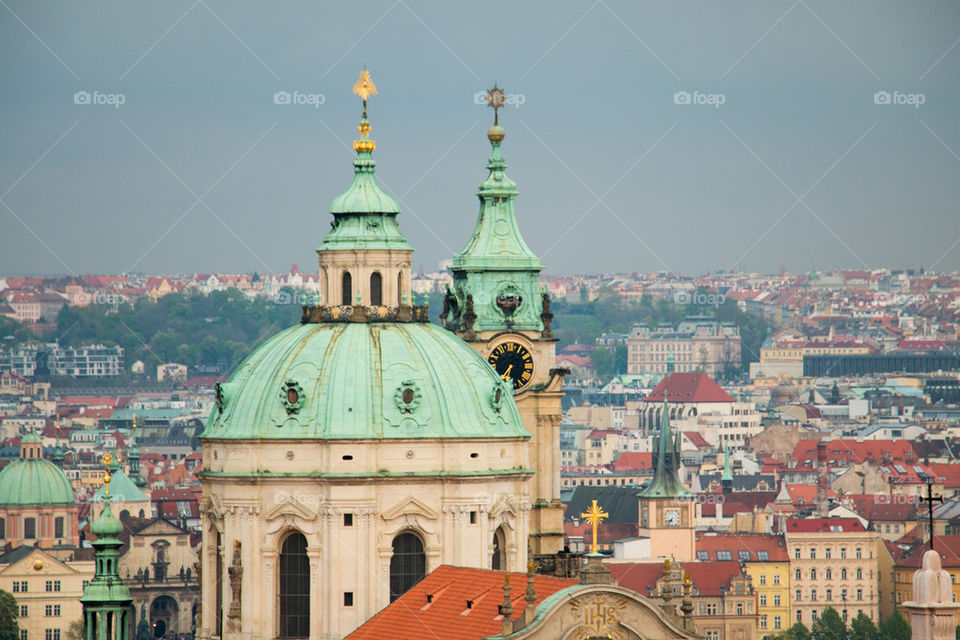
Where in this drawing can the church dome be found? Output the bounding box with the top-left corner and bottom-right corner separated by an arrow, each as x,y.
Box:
202,321 -> 528,441
0,454 -> 74,507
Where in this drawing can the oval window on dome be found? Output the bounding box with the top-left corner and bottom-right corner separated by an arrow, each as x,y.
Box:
287,388 -> 300,405
280,380 -> 305,415
402,388 -> 414,404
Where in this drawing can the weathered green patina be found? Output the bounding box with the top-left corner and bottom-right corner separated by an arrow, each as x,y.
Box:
0,433 -> 74,507
201,322 -> 528,440
446,122 -> 545,333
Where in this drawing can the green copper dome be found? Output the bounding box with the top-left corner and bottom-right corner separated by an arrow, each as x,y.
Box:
201,322 -> 528,440
90,500 -> 124,537
0,458 -> 74,506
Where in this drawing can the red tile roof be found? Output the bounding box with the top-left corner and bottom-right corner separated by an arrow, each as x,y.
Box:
843,495 -> 917,522
608,562 -> 664,595
785,518 -> 866,533
695,533 -> 789,561
345,565 -> 577,640
612,452 -> 654,472
684,431 -> 712,449
683,562 -> 746,596
896,537 -> 960,568
644,373 -> 735,403
789,439 -> 916,467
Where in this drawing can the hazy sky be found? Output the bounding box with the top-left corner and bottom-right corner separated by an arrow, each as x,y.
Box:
2,1 -> 959,278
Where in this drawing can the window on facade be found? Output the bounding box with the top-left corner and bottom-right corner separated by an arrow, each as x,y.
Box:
825,548 -> 832,559
856,568 -> 862,580
826,589 -> 832,601
759,595 -> 767,606
738,551 -> 751,561
857,589 -> 863,601
760,616 -> 768,629
758,551 -> 769,561
796,611 -> 802,623
811,590 -> 817,601
856,547 -> 862,559
774,616 -> 782,630
736,603 -> 743,615
773,575 -> 781,586
841,568 -> 847,580
717,551 -> 732,560
759,575 -> 766,585
774,595 -> 781,606
43,631 -> 60,640
54,517 -> 63,539
0,518 -> 4,539
44,605 -> 60,617
44,581 -> 60,592
24,518 -> 36,539
491,527 -> 506,571
390,532 -> 426,602
810,569 -> 816,580
810,548 -> 816,559
370,272 -> 382,306
279,532 -> 310,639
840,548 -> 847,559
826,568 -> 832,580
795,548 -> 801,559
341,272 -> 352,306
795,569 -> 801,581
19,631 -> 26,640
19,606 -> 27,618
796,590 -> 802,602
697,551 -> 709,561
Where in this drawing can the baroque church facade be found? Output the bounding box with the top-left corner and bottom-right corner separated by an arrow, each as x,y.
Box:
197,74 -> 564,640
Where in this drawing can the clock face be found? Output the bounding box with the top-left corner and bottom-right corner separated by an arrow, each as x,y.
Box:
664,509 -> 681,527
487,342 -> 534,390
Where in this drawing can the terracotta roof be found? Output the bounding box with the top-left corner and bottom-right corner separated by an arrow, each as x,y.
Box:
699,492 -> 778,517
612,452 -> 654,471
789,439 -> 916,466
643,373 -> 735,403
785,518 -> 866,533
696,533 -> 788,561
897,537 -> 960,568
683,431 -> 712,449
785,484 -> 838,506
683,562 -> 746,596
843,495 -> 918,522
608,562 -> 664,595
586,429 -> 621,440
345,565 -> 577,640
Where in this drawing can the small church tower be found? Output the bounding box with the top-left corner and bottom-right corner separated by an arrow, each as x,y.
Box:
81,470 -> 133,640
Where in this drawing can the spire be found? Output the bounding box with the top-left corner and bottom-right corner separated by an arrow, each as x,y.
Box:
721,446 -> 734,493
81,461 -> 133,639
322,68 -> 410,247
447,85 -> 545,333
641,400 -> 690,498
128,414 -> 146,488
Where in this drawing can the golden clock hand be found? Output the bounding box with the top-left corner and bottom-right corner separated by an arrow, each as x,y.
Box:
501,364 -> 513,381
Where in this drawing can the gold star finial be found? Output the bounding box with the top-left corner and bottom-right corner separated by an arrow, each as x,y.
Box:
487,84 -> 505,125
102,453 -> 113,495
580,499 -> 609,555
352,69 -> 377,153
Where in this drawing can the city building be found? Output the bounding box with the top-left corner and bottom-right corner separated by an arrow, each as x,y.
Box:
627,318 -> 741,377
784,518 -> 880,625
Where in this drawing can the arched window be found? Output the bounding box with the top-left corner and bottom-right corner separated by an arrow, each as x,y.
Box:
54,517 -> 63,539
370,272 -> 382,306
390,532 -> 425,602
341,272 -> 352,306
491,527 -> 506,570
23,517 -> 35,539
279,533 -> 310,639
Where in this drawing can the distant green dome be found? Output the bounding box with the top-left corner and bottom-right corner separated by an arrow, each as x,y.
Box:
202,322 -> 528,440
0,458 -> 74,506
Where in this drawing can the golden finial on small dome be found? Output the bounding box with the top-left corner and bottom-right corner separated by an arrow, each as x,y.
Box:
353,68 -> 377,153
486,84 -> 506,142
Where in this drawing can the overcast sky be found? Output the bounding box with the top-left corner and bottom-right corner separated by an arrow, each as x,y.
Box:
2,1 -> 959,278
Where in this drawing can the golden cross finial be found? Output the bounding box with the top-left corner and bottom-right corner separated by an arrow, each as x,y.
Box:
132,413 -> 137,430
487,84 -> 505,126
352,69 -> 377,152
580,499 -> 609,555
101,453 -> 113,495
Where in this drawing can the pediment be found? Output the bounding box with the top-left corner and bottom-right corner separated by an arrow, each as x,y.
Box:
381,495 -> 439,522
264,496 -> 317,522
135,519 -> 186,537
508,584 -> 701,640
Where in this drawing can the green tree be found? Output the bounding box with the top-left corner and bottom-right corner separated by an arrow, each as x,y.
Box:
65,619 -> 84,640
812,607 -> 847,640
786,622 -> 812,640
0,590 -> 19,640
591,347 -> 615,380
880,610 -> 910,640
850,612 -> 877,640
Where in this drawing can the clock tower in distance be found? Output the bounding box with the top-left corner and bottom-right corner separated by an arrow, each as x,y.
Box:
442,86 -> 566,557
638,403 -> 695,561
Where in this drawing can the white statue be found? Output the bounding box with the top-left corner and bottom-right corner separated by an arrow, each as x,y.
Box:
912,550 -> 953,605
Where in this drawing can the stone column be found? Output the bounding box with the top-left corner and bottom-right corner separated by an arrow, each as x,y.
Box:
901,549 -> 960,640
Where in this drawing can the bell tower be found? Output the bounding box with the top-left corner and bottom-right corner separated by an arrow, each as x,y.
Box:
442,86 -> 566,558
638,403 -> 695,562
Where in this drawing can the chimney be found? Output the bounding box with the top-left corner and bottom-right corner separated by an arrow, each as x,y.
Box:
816,440 -> 829,518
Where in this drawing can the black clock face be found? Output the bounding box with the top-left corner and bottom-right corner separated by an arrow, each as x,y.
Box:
487,342 -> 534,390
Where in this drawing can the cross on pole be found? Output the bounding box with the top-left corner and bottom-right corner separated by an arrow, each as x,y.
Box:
920,480 -> 943,551
581,499 -> 609,555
